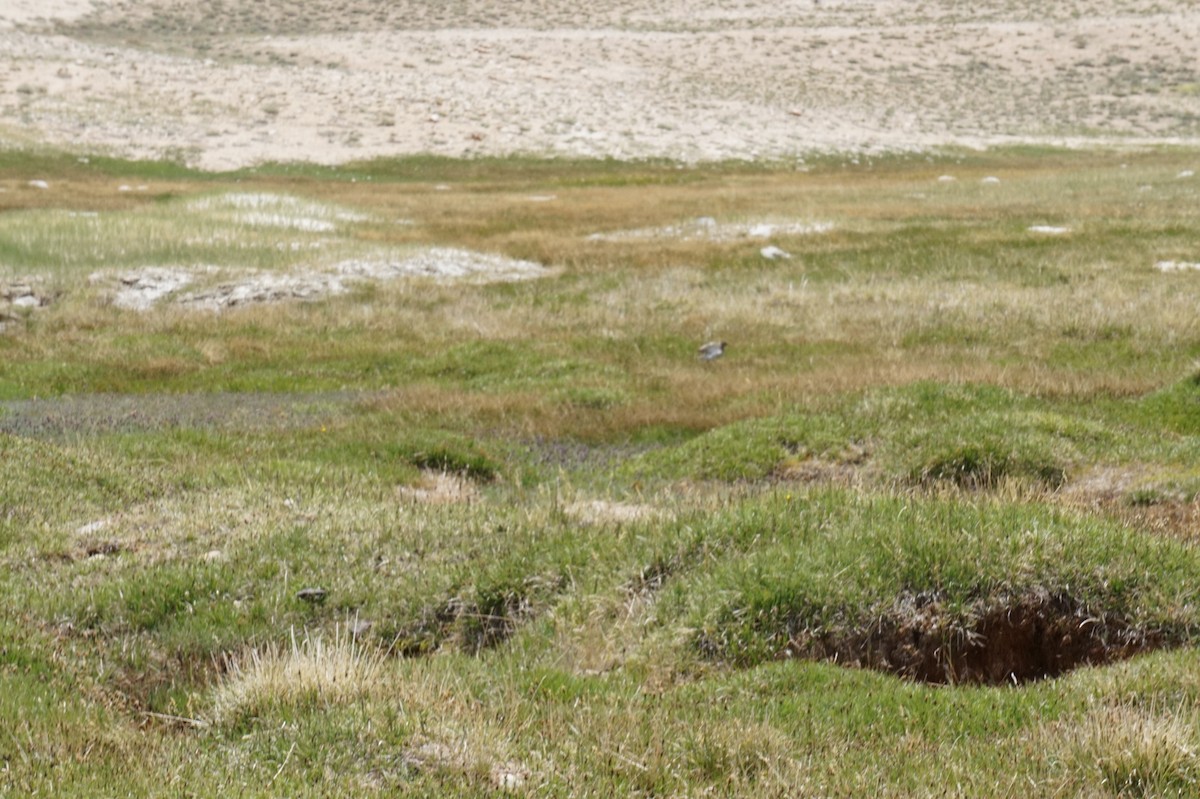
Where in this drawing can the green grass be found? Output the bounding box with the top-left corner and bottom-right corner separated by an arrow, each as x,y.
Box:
3,146 -> 1200,796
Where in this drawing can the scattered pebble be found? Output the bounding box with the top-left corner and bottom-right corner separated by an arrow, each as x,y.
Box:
937,175 -> 956,182
1,281 -> 51,316
1027,226 -> 1070,235
27,180 -> 49,190
1178,170 -> 1195,179
589,218 -> 833,242
492,763 -> 529,791
981,176 -> 1001,184
760,245 -> 792,260
1154,261 -> 1200,272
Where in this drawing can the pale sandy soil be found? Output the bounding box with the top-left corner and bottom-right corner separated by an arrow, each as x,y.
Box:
0,1 -> 1197,169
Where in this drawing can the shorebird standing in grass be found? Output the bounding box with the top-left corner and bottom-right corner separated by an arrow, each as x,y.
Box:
697,340 -> 726,361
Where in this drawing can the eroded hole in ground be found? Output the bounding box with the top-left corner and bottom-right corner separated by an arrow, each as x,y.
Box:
722,590 -> 1176,686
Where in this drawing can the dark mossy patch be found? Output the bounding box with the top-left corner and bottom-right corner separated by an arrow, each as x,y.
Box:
386,573 -> 565,656
912,438 -> 1067,489
392,431 -> 501,481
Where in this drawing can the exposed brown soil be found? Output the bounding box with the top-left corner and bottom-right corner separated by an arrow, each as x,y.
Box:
1061,465 -> 1200,544
785,589 -> 1163,685
1115,501 -> 1200,544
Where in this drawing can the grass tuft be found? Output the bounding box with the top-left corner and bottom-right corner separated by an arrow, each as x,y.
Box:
1054,704 -> 1200,796
913,438 -> 1067,490
211,627 -> 387,728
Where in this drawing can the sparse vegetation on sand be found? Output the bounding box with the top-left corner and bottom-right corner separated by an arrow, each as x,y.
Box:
2,148 -> 1200,796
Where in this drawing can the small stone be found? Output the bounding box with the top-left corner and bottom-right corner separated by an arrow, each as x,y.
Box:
28,180 -> 49,190
981,176 -> 1000,184
760,245 -> 792,260
296,587 -> 328,604
492,763 -> 529,791
76,519 -> 110,535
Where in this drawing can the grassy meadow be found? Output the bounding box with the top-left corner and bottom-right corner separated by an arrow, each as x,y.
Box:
2,147 -> 1200,796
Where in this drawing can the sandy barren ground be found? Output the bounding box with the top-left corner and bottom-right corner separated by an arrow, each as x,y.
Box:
0,1 -> 1197,169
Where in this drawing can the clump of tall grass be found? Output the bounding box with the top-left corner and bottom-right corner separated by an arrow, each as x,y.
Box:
211,626 -> 386,727
1052,703 -> 1200,796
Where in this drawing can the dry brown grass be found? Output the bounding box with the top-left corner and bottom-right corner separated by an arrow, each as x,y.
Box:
211,627 -> 387,725
5,153 -> 1198,442
1043,703 -> 1200,797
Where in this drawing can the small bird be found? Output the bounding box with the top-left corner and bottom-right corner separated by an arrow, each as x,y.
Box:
697,340 -> 726,361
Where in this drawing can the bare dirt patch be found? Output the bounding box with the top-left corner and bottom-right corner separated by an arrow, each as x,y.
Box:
564,499 -> 668,525
396,470 -> 480,505
1060,465 -> 1200,543
1117,501 -> 1200,544
0,0 -> 95,29
587,218 -> 834,243
2,2 -> 1197,169
90,247 -> 550,310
